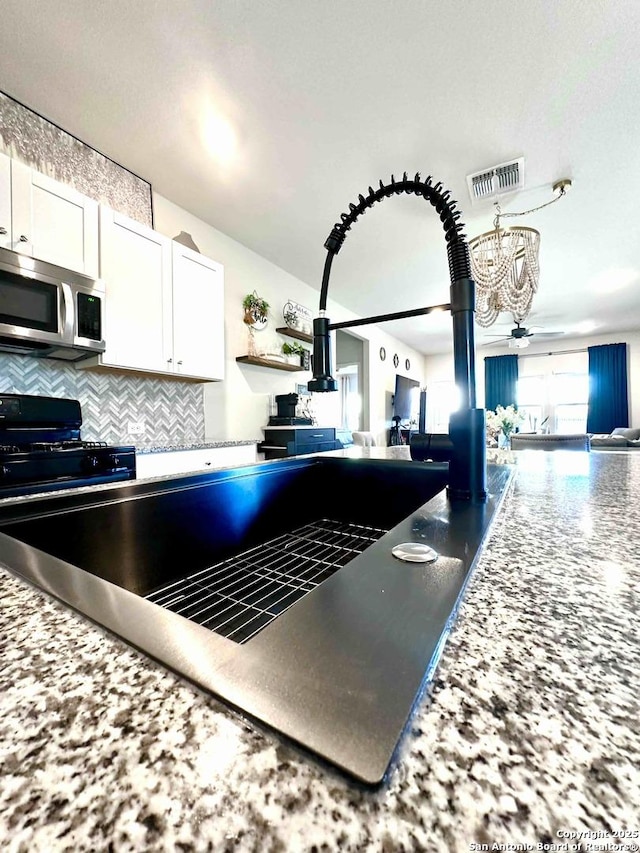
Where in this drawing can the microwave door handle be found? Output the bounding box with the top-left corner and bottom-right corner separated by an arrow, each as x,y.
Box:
60,283 -> 75,343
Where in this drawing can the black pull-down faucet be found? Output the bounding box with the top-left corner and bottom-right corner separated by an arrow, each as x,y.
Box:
307,172 -> 487,503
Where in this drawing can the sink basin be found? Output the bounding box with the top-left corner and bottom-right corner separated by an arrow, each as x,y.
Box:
0,455 -> 511,785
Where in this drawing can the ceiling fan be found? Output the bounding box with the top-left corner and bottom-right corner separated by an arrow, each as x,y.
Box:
480,321 -> 564,349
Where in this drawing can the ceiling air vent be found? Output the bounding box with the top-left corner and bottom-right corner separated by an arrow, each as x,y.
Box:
466,157 -> 525,205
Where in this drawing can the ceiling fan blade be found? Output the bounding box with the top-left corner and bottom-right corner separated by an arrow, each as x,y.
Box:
533,331 -> 565,337
480,337 -> 512,346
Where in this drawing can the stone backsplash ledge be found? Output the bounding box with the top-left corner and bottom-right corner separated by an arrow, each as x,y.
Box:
0,354 -> 205,444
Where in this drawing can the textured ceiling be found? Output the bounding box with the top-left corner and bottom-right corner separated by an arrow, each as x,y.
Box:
1,0 -> 639,353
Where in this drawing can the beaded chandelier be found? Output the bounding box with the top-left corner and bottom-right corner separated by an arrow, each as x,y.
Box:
469,179 -> 570,328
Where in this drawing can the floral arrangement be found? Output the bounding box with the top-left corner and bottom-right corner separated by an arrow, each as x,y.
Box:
485,404 -> 526,444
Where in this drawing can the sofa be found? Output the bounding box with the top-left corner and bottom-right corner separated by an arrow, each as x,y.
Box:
588,427 -> 640,450
510,433 -> 591,451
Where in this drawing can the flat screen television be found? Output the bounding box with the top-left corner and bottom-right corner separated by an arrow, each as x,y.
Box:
393,374 -> 420,421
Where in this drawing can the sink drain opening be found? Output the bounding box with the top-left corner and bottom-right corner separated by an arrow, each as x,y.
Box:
145,518 -> 388,643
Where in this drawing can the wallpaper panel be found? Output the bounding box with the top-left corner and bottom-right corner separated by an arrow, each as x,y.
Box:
0,91 -> 153,227
0,355 -> 205,444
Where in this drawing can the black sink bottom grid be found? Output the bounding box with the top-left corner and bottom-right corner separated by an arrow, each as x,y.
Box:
145,518 -> 388,643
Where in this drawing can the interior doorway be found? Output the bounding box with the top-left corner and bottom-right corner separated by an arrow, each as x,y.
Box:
336,330 -> 369,432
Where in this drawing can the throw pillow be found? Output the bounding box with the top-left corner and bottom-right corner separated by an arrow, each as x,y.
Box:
611,427 -> 640,440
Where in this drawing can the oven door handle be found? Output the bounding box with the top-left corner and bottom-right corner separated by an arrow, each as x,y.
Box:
60,283 -> 75,344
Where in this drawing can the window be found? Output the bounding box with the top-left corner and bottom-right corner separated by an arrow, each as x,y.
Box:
551,373 -> 588,433
516,375 -> 545,432
427,382 -> 460,433
337,365 -> 361,431
516,372 -> 588,434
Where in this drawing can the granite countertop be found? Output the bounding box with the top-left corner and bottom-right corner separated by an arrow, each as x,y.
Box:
134,439 -> 259,454
1,449 -> 639,850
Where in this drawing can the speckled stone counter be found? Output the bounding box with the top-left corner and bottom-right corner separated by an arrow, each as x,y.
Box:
1,450 -> 639,851
134,439 -> 258,454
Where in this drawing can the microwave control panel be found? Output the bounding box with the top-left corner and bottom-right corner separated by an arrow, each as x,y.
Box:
77,293 -> 102,341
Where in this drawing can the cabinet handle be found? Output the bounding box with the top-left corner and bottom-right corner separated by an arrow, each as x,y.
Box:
177,360 -> 183,366
167,358 -> 173,364
19,235 -> 29,242
312,433 -> 324,437
205,462 -> 212,466
0,227 -> 6,235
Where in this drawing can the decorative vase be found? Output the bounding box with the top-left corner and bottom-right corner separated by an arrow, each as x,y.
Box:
247,326 -> 258,357
498,430 -> 511,449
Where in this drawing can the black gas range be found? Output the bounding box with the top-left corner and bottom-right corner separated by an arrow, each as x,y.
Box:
0,394 -> 136,498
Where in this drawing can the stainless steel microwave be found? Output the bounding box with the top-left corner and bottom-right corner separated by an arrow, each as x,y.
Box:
0,247 -> 105,361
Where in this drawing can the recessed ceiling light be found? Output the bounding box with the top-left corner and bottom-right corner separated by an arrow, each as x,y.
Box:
201,109 -> 237,166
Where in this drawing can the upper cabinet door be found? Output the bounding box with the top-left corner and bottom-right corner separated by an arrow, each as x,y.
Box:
0,154 -> 11,251
99,207 -> 173,373
10,159 -> 99,278
172,242 -> 225,381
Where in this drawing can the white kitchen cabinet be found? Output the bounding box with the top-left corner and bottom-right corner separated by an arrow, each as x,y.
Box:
135,444 -> 256,479
0,152 -> 99,277
172,242 -> 224,380
79,207 -> 224,381
95,207 -> 173,373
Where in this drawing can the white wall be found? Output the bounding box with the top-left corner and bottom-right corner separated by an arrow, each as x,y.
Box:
153,193 -> 426,444
424,330 -> 640,426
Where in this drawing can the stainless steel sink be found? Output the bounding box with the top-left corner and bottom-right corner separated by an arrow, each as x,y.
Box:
0,455 -> 511,785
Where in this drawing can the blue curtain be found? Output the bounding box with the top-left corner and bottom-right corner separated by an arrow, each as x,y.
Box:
484,354 -> 518,411
586,343 -> 629,433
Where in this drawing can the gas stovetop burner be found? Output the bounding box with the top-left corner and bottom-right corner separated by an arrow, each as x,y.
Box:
26,440 -> 109,452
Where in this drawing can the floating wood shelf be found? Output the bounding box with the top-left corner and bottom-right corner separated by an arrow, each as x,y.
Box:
236,355 -> 303,372
276,327 -> 313,344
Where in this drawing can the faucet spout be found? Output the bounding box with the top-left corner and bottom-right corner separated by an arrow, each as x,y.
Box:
308,172 -> 487,503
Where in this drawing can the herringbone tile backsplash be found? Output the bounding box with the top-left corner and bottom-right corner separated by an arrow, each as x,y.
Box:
0,355 -> 205,444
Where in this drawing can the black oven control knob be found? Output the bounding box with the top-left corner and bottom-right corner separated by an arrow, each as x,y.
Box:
0,465 -> 10,479
82,454 -> 100,472
109,454 -> 121,469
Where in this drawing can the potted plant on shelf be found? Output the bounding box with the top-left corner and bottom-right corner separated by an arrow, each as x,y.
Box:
282,341 -> 310,369
242,291 -> 270,329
